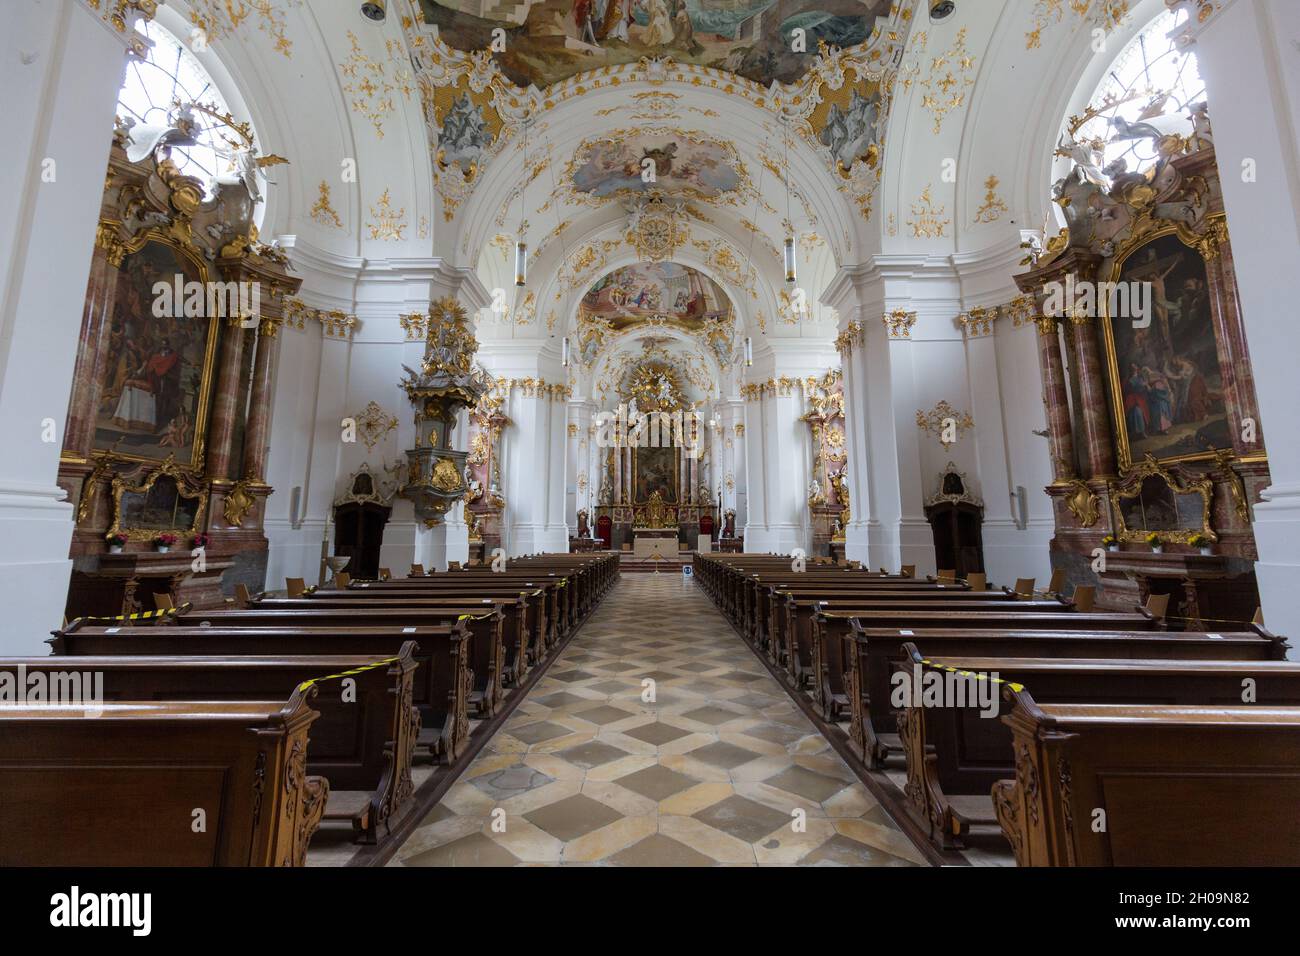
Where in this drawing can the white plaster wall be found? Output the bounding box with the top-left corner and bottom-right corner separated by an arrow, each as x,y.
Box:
0,1 -> 138,651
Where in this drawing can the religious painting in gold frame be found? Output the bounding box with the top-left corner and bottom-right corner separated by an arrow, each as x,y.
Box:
632,444 -> 679,504
107,455 -> 209,542
1100,220 -> 1232,472
91,230 -> 221,472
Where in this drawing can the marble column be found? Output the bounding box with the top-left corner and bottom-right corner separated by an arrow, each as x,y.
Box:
63,237 -> 123,457
681,437 -> 691,504
624,445 -> 632,505
205,319 -> 250,480
241,318 -> 280,482
1068,314 -> 1116,477
1036,317 -> 1077,481
612,439 -> 622,507
688,430 -> 699,503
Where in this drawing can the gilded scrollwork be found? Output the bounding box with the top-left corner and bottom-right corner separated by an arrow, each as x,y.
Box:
1063,479 -> 1101,528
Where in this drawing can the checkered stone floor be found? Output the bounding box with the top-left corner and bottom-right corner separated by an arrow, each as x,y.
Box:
388,573 -> 926,867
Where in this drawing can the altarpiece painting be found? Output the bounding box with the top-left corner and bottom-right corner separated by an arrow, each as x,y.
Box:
1104,229 -> 1230,466
93,237 -> 218,469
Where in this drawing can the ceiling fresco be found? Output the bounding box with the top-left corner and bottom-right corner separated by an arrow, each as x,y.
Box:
571,131 -> 743,202
580,261 -> 732,329
418,0 -> 893,90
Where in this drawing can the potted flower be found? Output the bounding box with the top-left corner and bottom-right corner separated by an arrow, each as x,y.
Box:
106,533 -> 127,554
1189,533 -> 1213,556
1101,534 -> 1118,552
192,533 -> 210,550
1145,532 -> 1163,554
154,532 -> 178,554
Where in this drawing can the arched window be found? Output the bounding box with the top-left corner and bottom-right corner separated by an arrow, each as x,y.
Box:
1070,7 -> 1206,174
116,19 -> 258,201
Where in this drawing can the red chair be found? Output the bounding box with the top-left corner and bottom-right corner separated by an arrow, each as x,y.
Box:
698,514 -> 715,540
596,514 -> 612,549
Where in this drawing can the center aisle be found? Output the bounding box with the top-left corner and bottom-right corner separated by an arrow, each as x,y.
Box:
389,573 -> 926,866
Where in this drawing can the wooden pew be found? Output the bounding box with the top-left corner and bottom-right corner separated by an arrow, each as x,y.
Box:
412,573 -> 575,636
347,578 -> 560,652
249,596 -> 517,711
993,688 -> 1300,865
752,578 -> 975,651
732,567 -> 902,632
0,687 -> 328,866
409,554 -> 618,625
842,613 -> 1180,766
794,597 -> 1068,706
55,620 -> 473,764
9,645 -> 420,844
894,641 -> 1298,850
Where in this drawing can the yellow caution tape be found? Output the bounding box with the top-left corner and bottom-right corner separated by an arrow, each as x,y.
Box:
77,603 -> 192,624
919,658 -> 1025,694
298,656 -> 401,692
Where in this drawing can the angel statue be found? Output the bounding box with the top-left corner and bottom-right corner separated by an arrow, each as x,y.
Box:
1189,101 -> 1213,151
1054,128 -> 1110,190
807,478 -> 826,508
121,102 -> 199,163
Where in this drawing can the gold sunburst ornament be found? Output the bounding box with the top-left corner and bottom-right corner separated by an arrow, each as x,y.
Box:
626,192 -> 689,263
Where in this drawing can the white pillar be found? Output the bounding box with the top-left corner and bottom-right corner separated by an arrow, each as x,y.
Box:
741,343 -> 837,555
741,393 -> 769,547
483,344 -> 567,556
0,2 -> 147,650
1170,0 -> 1300,649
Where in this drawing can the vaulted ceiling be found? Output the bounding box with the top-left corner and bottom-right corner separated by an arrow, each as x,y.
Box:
150,0 -> 1183,345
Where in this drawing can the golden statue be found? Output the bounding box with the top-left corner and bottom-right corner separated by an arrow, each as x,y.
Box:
645,490 -> 669,529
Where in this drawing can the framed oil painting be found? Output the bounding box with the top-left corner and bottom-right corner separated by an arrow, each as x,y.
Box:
633,444 -> 678,503
93,236 -> 219,471
1103,227 -> 1231,470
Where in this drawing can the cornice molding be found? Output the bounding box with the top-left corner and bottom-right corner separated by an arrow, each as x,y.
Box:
76,0 -> 157,50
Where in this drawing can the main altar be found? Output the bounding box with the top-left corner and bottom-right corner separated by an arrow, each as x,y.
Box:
592,363 -> 717,551
631,491 -> 680,557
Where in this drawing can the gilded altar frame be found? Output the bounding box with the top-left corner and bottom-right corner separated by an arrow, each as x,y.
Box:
107,455 -> 210,542
631,444 -> 681,505
1108,454 -> 1216,545
86,227 -> 222,473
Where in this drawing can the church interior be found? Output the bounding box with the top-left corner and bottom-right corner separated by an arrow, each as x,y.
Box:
4,0 -> 1300,886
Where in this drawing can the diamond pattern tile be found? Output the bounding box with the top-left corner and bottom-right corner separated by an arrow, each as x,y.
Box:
385,574 -> 929,868
681,705 -> 746,725
614,764 -> 699,801
506,720 -> 573,745
608,834 -> 716,867
686,740 -> 763,770
574,704 -> 637,726
694,795 -> 791,844
555,740 -> 630,769
621,721 -> 693,746
525,794 -> 624,842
